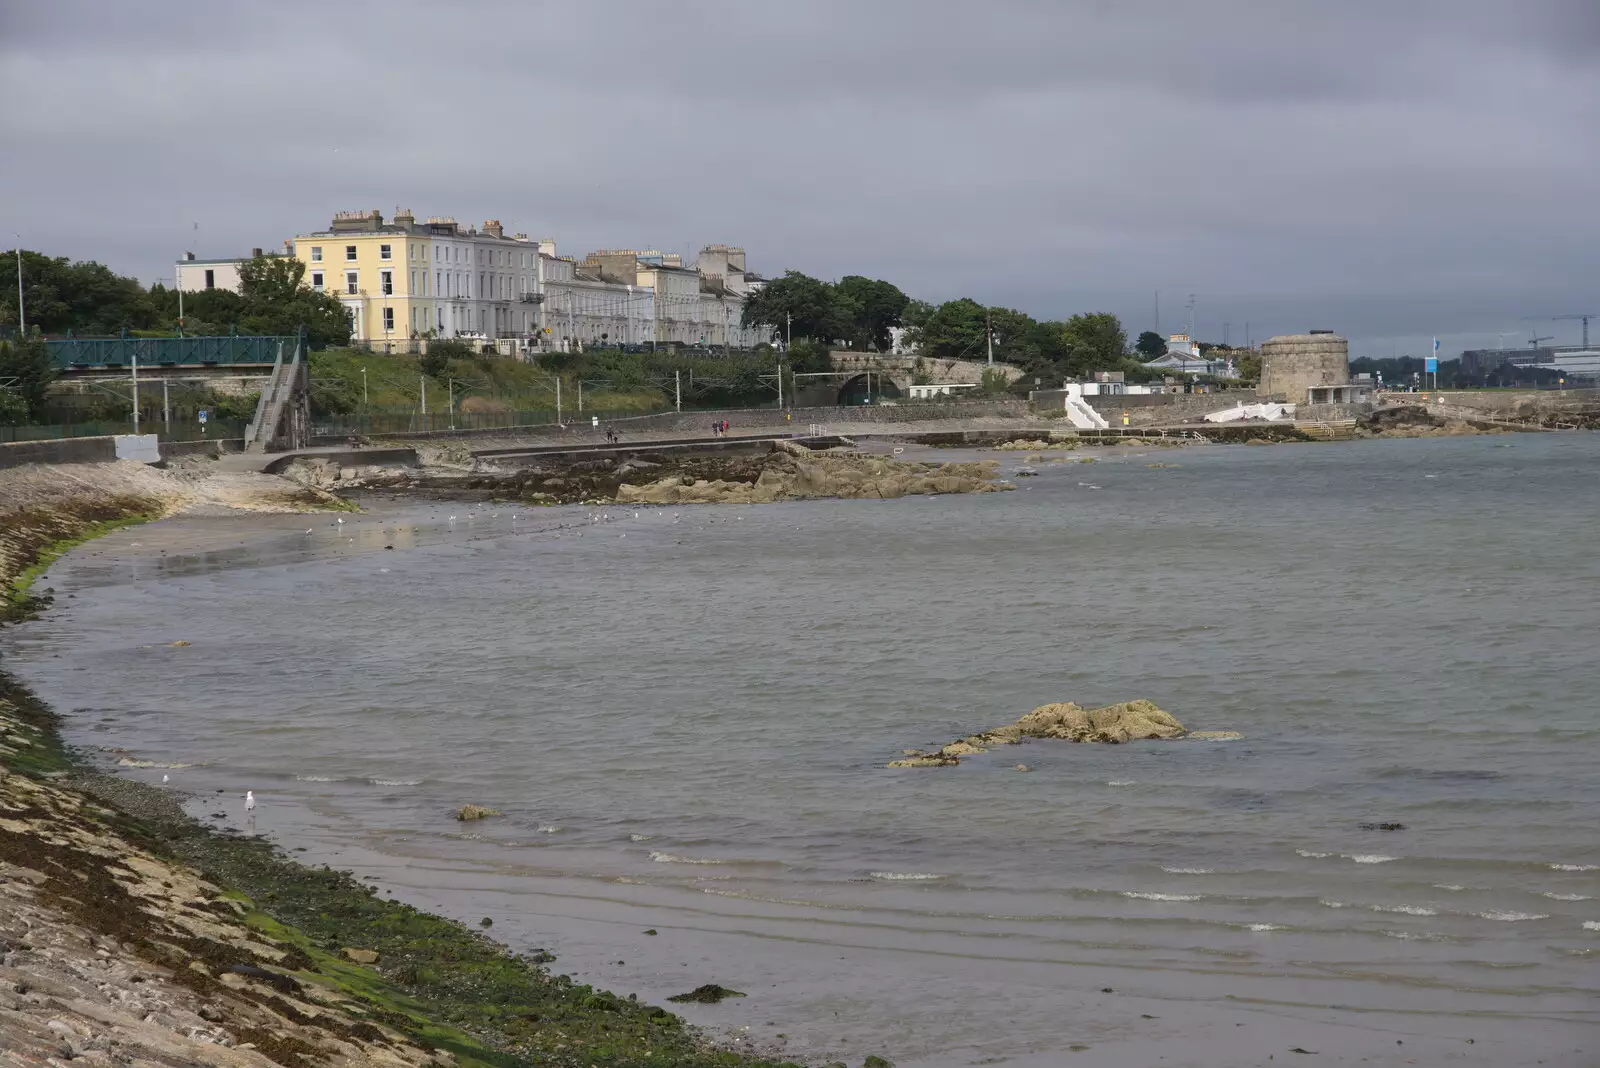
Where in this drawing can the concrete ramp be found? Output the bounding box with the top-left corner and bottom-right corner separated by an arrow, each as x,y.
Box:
1204,403 -> 1297,423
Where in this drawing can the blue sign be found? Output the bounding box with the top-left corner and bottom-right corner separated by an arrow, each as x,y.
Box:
1425,358 -> 1438,373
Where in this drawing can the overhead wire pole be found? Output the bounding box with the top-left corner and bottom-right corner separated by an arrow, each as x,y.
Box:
675,369 -> 681,412
14,237 -> 23,334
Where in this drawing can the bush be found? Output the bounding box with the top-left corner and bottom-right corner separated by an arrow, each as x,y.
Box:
420,338 -> 473,379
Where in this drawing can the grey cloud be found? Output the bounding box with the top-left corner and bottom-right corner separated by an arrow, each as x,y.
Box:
3,0 -> 1597,358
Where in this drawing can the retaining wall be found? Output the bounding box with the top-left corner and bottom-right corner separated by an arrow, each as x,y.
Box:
317,399 -> 1034,446
0,437 -> 118,470
1083,393 -> 1246,425
1420,389 -> 1600,420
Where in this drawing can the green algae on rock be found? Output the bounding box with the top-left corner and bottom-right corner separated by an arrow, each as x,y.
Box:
889,700 -> 1193,768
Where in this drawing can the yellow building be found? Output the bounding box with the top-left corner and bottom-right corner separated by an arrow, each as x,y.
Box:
291,209 -> 543,346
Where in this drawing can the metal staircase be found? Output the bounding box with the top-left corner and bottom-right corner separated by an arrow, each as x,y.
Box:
244,337 -> 308,453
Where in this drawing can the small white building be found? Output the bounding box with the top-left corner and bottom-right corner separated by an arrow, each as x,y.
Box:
175,251 -> 253,293
906,382 -> 976,399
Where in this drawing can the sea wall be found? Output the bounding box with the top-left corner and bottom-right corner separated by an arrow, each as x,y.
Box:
0,436 -> 119,470
1423,388 -> 1600,424
320,398 -> 1035,446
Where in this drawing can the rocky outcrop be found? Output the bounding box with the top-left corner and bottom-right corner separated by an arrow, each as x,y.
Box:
456,804 -> 501,821
891,700 -> 1198,767
995,438 -> 1078,451
616,445 -> 1009,506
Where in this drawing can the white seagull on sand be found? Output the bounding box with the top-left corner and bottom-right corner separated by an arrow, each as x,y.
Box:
245,790 -> 257,812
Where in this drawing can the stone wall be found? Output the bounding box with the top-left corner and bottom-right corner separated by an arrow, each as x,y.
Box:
1083,393 -> 1246,425
0,437 -> 118,470
829,352 -> 1026,385
1422,388 -> 1600,420
328,399 -> 1035,445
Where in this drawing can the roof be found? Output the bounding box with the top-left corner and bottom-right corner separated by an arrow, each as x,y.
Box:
1143,353 -> 1219,367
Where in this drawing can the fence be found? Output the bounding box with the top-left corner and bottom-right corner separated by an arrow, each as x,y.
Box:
314,406 -> 659,438
45,335 -> 298,370
0,419 -> 247,444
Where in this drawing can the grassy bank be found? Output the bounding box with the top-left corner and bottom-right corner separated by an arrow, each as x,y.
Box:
0,490 -> 805,1068
309,348 -> 667,417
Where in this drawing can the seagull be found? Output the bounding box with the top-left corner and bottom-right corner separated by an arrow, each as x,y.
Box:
303,528 -> 313,535
162,774 -> 169,784
336,517 -> 345,525
245,790 -> 257,813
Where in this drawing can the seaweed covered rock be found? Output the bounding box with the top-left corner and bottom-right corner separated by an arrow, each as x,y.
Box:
614,445 -> 1010,506
667,983 -> 746,1003
889,700 -> 1190,767
1009,700 -> 1185,744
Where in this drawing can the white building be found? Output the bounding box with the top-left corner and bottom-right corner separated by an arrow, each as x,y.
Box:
1143,335 -> 1230,376
538,245 -> 656,351
174,251 -> 253,293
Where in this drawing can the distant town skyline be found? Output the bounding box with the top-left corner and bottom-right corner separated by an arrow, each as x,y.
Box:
4,1 -> 1597,361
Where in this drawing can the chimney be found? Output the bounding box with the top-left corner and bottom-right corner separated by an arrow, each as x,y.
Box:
482,219 -> 504,238
184,251 -> 195,261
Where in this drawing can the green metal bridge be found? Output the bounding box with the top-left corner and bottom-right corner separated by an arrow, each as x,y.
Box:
46,334 -> 299,371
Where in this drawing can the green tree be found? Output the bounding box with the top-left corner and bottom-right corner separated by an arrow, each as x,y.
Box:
909,298 -> 986,359
419,338 -> 473,380
0,337 -> 59,423
1235,351 -> 1262,383
1058,313 -> 1129,375
741,270 -> 846,343
1135,330 -> 1166,359
1,250 -> 158,335
236,254 -> 353,348
908,299 -> 1043,364
900,298 -> 935,330
834,276 -> 909,351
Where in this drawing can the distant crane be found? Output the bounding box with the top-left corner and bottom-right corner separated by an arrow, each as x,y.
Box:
1521,317 -> 1555,348
1552,313 -> 1596,348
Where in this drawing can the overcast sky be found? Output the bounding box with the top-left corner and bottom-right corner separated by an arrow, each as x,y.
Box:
4,1 -> 1598,358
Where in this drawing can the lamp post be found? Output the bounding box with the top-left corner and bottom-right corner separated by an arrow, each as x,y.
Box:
14,237 -> 23,335
360,366 -> 368,406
